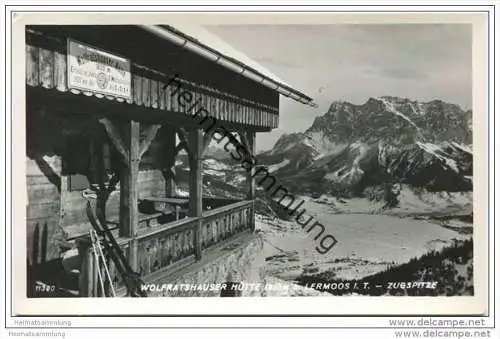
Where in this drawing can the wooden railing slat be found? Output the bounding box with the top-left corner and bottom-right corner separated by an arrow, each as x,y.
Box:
151,80 -> 159,109
142,77 -> 151,108
39,48 -> 54,89
26,45 -> 40,87
158,81 -> 166,110
133,75 -> 143,106
53,50 -> 67,92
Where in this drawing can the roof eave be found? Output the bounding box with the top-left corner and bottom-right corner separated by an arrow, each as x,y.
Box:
138,25 -> 317,108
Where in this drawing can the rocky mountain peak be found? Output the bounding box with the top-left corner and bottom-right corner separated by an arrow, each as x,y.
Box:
328,101 -> 349,113
259,96 -> 473,194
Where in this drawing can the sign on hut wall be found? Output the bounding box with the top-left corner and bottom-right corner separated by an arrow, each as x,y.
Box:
67,39 -> 132,99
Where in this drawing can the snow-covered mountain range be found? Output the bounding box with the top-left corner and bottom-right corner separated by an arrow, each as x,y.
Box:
258,96 -> 472,195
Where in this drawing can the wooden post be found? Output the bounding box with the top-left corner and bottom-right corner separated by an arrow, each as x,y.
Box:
77,238 -> 94,297
188,128 -> 203,260
243,130 -> 256,232
87,247 -> 95,297
99,118 -> 160,276
164,126 -> 177,197
120,120 -> 140,272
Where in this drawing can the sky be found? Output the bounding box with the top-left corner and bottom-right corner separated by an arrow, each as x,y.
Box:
204,24 -> 472,152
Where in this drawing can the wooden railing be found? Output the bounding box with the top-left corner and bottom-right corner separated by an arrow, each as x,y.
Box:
136,216 -> 199,277
85,199 -> 254,296
201,200 -> 254,250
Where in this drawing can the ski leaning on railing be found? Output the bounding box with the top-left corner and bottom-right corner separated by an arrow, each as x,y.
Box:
85,198 -> 148,297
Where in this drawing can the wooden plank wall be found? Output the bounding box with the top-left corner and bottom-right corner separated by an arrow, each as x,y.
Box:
26,156 -> 62,264
26,41 -> 280,130
60,169 -> 167,235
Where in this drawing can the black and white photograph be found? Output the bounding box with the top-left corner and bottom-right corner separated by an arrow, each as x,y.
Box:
23,21 -> 477,299
6,9 -> 492,324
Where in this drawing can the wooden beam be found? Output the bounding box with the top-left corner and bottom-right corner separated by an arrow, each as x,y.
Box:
201,91 -> 207,116
210,94 -> 217,118
190,90 -> 198,115
86,245 -> 95,297
39,48 -> 54,89
201,131 -> 213,158
176,128 -> 190,160
119,119 -> 140,272
26,45 -> 40,87
139,124 -> 162,158
206,94 -> 213,116
133,75 -> 143,106
163,125 -> 177,197
214,96 -> 220,120
171,81 -> 179,112
98,118 -> 130,164
151,80 -> 159,109
222,100 -> 227,121
159,81 -> 166,110
54,51 -> 67,92
235,102 -> 239,123
165,80 -> 173,111
142,77 -> 151,108
241,130 -> 256,232
188,129 -> 203,260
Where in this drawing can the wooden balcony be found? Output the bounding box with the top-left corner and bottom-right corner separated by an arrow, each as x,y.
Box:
83,197 -> 255,297
25,25 -> 269,298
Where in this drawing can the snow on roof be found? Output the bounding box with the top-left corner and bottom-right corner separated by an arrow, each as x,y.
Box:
141,24 -> 315,106
172,23 -> 293,83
